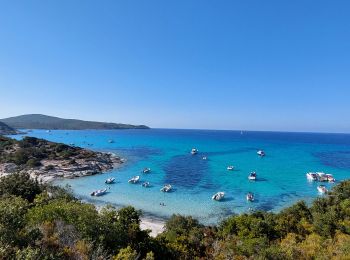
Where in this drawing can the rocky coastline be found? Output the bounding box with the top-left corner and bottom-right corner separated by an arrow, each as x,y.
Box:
0,136 -> 125,183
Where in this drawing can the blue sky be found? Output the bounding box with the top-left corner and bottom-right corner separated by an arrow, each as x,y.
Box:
0,1 -> 349,132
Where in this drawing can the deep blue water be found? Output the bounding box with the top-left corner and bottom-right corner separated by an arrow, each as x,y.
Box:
14,129 -> 350,224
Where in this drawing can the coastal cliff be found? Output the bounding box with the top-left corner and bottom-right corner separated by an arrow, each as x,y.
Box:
0,136 -> 124,183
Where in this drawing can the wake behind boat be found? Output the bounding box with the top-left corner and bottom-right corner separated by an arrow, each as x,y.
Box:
128,176 -> 140,184
212,192 -> 225,201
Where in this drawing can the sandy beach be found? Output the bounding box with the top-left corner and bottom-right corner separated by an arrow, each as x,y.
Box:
140,218 -> 165,237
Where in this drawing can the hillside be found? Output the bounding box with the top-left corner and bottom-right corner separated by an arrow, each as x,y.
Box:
0,122 -> 17,135
0,114 -> 149,130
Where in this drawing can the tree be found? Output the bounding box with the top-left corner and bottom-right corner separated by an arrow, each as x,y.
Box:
0,172 -> 42,202
114,246 -> 138,260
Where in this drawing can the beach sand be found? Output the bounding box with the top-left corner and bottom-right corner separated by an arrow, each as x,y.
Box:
140,218 -> 165,237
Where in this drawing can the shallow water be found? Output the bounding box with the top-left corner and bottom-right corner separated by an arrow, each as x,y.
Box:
15,129 -> 350,225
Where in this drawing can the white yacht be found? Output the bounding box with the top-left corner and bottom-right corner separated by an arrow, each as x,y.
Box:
257,150 -> 265,157
191,148 -> 198,155
317,185 -> 328,194
202,156 -> 207,160
248,172 -> 257,180
128,176 -> 140,184
105,177 -> 115,184
90,188 -> 107,196
160,184 -> 172,192
227,165 -> 235,171
212,192 -> 225,201
246,192 -> 254,202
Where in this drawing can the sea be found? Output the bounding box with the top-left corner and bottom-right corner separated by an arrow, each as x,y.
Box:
13,129 -> 350,225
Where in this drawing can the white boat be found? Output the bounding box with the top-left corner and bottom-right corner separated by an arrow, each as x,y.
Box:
257,150 -> 265,157
160,184 -> 172,192
227,165 -> 235,171
246,192 -> 254,202
142,168 -> 151,174
191,148 -> 198,155
325,174 -> 335,183
248,172 -> 257,180
212,192 -> 225,201
317,185 -> 327,194
316,172 -> 327,182
202,156 -> 207,160
142,182 -> 150,187
128,176 -> 140,184
90,188 -> 107,196
105,177 -> 115,184
306,172 -> 318,181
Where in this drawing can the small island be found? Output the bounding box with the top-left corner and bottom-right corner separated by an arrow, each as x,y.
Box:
0,135 -> 124,183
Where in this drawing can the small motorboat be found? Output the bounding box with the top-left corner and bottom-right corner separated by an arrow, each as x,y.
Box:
108,139 -> 114,143
191,148 -> 198,155
257,150 -> 265,157
227,165 -> 235,171
306,172 -> 318,181
142,182 -> 150,187
105,177 -> 115,184
142,168 -> 151,174
316,172 -> 328,182
246,192 -> 254,202
317,185 -> 327,194
202,156 -> 207,160
90,188 -> 107,196
160,184 -> 172,192
248,172 -> 257,181
325,174 -> 335,183
128,176 -> 140,184
212,192 -> 225,201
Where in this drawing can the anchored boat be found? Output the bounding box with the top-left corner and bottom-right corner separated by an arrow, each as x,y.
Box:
128,176 -> 140,184
160,184 -> 172,192
90,188 -> 107,196
212,192 -> 225,201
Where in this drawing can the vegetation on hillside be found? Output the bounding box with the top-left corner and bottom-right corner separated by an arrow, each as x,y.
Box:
0,171 -> 350,259
0,114 -> 149,130
0,136 -> 97,168
0,122 -> 17,135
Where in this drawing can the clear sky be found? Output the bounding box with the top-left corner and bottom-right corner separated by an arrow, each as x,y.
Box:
0,1 -> 349,132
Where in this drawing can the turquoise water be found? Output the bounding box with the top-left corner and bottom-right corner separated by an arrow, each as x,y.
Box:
16,129 -> 350,224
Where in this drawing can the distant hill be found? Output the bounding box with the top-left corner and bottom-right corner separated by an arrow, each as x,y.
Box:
0,122 -> 17,135
0,114 -> 149,130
